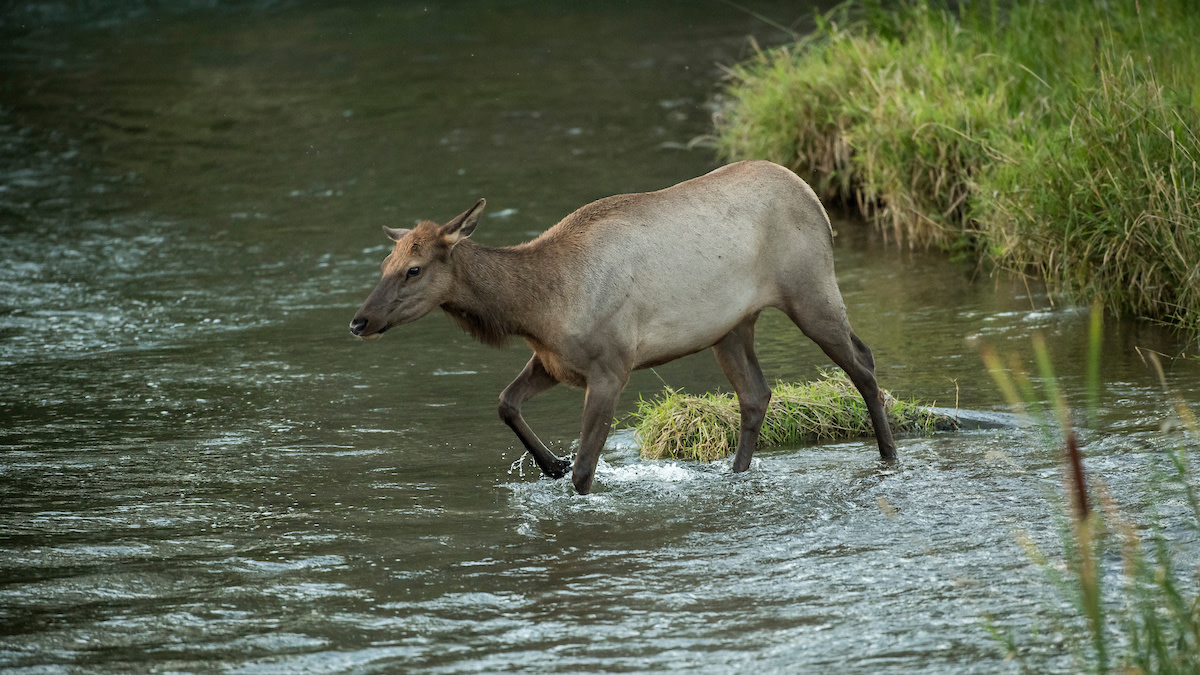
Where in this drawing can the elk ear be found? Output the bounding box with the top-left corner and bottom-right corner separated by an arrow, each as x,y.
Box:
440,198 -> 486,246
383,225 -> 411,242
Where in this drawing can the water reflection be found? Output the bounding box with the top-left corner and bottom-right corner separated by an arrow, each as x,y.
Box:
2,1 -> 1199,673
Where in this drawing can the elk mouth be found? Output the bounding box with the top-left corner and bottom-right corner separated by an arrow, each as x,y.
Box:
359,325 -> 390,341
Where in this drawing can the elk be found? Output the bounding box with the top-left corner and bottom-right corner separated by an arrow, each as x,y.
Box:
350,160 -> 897,494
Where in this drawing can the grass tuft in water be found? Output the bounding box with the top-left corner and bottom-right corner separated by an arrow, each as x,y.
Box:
629,370 -> 954,462
982,305 -> 1200,672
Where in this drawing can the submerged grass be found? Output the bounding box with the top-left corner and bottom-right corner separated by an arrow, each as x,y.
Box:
717,0 -> 1200,335
630,370 -> 954,462
983,306 -> 1200,672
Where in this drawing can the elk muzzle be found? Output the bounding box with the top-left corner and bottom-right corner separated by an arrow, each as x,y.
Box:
348,314 -> 387,340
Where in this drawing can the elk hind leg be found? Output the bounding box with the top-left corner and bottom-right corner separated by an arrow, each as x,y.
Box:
784,301 -> 897,460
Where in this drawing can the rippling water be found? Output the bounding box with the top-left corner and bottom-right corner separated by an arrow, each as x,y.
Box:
2,1 -> 1199,673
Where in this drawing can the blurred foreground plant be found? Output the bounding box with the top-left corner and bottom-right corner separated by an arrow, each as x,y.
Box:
983,306 -> 1200,673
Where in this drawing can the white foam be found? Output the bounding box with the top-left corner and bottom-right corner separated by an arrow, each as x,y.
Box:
601,460 -> 699,484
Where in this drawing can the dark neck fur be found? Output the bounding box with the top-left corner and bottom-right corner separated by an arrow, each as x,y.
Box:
441,304 -> 522,347
438,241 -> 543,347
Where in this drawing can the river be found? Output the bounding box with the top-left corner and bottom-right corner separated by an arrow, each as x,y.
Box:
2,1 -> 1199,672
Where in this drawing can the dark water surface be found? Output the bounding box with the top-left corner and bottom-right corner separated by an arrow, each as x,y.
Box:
3,2 -> 1199,673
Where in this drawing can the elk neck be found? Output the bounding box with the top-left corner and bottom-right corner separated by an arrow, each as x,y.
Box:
439,239 -> 563,347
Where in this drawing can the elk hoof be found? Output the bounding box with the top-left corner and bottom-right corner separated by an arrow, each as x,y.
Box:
541,457 -> 571,479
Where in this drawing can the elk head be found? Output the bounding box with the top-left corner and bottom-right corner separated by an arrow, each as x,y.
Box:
349,199 -> 485,339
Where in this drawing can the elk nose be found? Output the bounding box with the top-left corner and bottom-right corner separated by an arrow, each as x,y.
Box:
349,317 -> 368,336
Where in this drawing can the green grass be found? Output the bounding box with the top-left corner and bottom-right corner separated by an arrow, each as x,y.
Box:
716,0 -> 1200,334
629,370 -> 955,462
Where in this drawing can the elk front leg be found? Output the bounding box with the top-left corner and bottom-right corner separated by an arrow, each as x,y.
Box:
712,318 -> 771,473
572,368 -> 627,495
499,355 -> 570,479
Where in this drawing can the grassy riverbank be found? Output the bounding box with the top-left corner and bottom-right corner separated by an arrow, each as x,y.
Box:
716,0 -> 1200,336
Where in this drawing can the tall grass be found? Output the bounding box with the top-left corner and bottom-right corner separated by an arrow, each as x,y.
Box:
978,51 -> 1200,335
717,0 -> 1200,333
982,307 -> 1200,672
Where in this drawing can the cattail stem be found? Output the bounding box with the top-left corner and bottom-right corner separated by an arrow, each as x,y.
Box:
1066,431 -> 1089,520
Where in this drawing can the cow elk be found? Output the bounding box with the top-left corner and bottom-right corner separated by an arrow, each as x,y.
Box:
350,161 -> 897,494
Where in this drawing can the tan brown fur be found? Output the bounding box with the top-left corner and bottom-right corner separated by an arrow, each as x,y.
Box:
350,161 -> 897,494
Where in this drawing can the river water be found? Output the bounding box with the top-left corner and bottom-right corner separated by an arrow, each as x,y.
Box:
2,2 -> 1199,673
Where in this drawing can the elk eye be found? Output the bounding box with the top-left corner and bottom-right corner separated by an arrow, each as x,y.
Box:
406,266 -> 421,279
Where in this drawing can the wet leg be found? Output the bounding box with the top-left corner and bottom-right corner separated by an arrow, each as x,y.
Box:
785,306 -> 897,460
712,317 -> 772,473
572,367 -> 627,495
499,355 -> 570,478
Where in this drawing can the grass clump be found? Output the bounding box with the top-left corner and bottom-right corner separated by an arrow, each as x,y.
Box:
983,307 -> 1200,672
977,55 -> 1200,336
716,0 -> 1200,333
630,370 -> 954,462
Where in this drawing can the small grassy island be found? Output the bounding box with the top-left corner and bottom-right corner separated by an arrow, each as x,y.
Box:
630,371 -> 956,462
